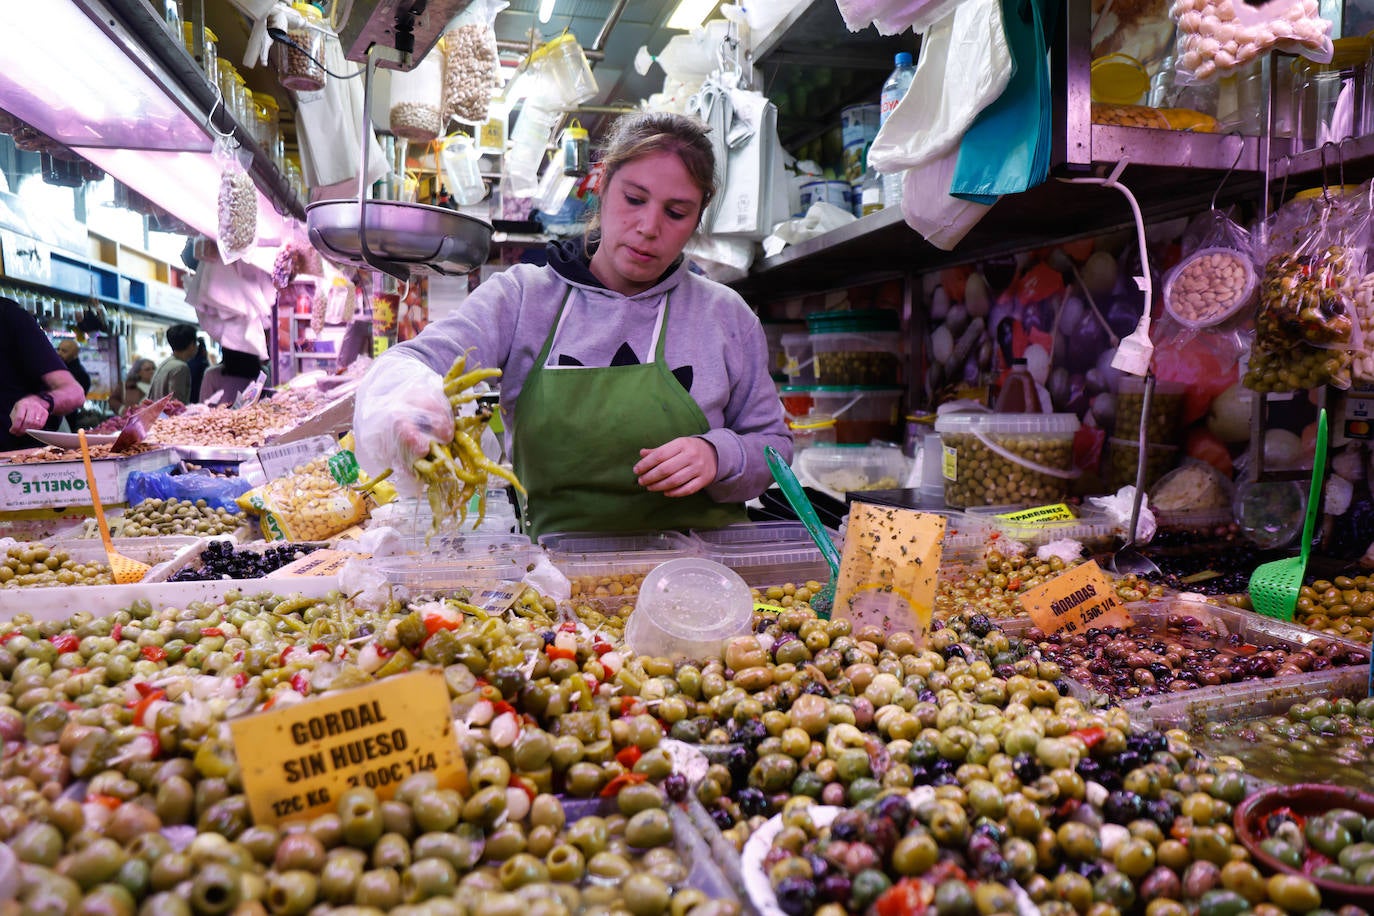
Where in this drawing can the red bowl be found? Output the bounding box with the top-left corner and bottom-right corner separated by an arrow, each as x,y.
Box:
1234,782 -> 1374,908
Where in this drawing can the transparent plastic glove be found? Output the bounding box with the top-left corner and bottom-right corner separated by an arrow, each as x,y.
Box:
353,359 -> 454,497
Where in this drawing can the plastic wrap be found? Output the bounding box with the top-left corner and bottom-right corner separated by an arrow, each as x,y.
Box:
442,0 -> 505,126
352,357 -> 454,497
125,470 -> 252,512
237,453 -> 369,541
388,48 -> 444,142
1171,0 -> 1334,85
214,135 -> 257,264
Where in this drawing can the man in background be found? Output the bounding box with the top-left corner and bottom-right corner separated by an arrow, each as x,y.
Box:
55,340 -> 91,396
148,323 -> 198,403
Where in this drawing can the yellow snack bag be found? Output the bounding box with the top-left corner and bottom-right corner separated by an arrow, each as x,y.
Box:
238,452 -> 369,541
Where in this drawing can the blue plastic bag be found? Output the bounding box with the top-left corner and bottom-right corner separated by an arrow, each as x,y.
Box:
125,471 -> 251,511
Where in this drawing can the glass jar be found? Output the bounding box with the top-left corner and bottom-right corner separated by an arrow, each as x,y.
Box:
275,3 -> 328,93
182,24 -> 218,83
254,92 -> 281,158
216,59 -> 237,110
232,73 -> 253,133
1293,36 -> 1373,148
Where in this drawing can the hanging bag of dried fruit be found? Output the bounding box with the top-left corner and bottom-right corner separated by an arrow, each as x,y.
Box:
389,46 -> 445,143
1170,0 -> 1333,84
214,133 -> 257,264
442,0 -> 507,127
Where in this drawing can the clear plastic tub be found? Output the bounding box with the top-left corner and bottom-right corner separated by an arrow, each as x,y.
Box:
967,503 -> 1119,553
802,386 -> 904,443
1163,247 -> 1259,330
1106,437 -> 1179,491
540,531 -> 698,607
908,509 -> 999,565
810,331 -> 902,386
374,542 -> 542,591
625,558 -> 753,660
688,521 -> 832,586
781,332 -> 816,384
533,34 -> 598,107
1114,376 -> 1188,444
799,444 -> 909,493
1001,597 -> 1370,713
933,412 -> 1080,508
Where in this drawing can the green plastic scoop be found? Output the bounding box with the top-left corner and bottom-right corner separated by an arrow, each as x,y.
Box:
1249,408 -> 1327,621
765,446 -> 841,617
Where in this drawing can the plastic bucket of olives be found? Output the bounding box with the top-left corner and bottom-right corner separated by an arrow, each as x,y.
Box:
933,411 -> 1080,508
1106,436 -> 1179,491
1115,376 -> 1187,445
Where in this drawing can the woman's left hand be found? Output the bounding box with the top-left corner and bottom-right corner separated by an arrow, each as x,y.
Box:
635,437 -> 717,497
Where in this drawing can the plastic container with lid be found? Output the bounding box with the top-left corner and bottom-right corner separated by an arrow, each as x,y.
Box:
1294,36 -> 1373,148
788,412 -> 836,453
688,521 -> 833,587
183,23 -> 218,83
807,310 -> 902,386
966,503 -> 1118,553
781,332 -> 816,384
1091,52 -> 1150,105
799,443 -> 909,495
254,92 -> 284,166
933,411 -> 1080,508
762,320 -> 804,377
787,385 -> 904,443
532,34 -> 598,108
1114,376 -> 1187,444
540,531 -> 698,608
1163,247 -> 1258,330
1106,437 -> 1179,491
374,537 -> 541,591
625,558 -> 753,660
274,3 -> 328,92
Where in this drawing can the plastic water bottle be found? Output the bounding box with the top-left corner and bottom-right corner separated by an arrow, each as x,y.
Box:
879,51 -> 916,210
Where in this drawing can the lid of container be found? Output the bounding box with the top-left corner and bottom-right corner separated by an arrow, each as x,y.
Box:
934,411 -> 1080,434
895,52 -> 913,67
781,331 -> 812,345
1090,53 -> 1149,105
255,92 -> 280,112
205,27 -> 218,42
806,309 -> 900,334
293,2 -> 324,20
781,384 -> 904,393
1291,184 -> 1363,201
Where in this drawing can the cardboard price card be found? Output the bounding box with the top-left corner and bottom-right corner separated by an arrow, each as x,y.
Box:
230,669 -> 466,826
834,502 -> 945,641
1017,560 -> 1132,636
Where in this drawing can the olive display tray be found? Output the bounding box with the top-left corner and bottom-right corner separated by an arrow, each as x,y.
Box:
58,511 -> 252,543
559,796 -> 747,911
1132,667 -> 1374,789
998,597 -> 1370,716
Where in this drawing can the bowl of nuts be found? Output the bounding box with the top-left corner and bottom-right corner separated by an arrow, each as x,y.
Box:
1164,246 -> 1258,329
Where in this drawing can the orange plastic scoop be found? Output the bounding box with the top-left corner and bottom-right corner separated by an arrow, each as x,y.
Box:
77,430 -> 150,584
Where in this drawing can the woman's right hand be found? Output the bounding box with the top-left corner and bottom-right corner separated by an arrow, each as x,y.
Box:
354,361 -> 453,496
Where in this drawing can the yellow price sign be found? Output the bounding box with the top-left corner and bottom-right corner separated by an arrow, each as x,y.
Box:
994,503 -> 1077,524
230,669 -> 466,826
1017,560 -> 1132,636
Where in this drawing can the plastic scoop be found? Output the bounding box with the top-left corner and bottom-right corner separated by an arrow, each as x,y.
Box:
77,430 -> 151,584
765,446 -> 841,616
112,393 -> 174,452
1249,408 -> 1327,620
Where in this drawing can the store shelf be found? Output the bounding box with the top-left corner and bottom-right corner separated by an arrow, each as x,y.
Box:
92,0 -> 304,221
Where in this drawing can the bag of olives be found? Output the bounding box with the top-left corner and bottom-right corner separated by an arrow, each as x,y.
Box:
933,411 -> 1080,508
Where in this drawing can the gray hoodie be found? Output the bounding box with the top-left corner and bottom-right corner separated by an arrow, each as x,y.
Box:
376,241 -> 792,504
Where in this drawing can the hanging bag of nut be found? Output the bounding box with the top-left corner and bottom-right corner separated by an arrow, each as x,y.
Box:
214,133 -> 257,264
442,0 -> 507,127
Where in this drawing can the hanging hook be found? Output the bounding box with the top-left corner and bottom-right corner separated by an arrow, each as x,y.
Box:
205,86 -> 236,143
1210,131 -> 1246,212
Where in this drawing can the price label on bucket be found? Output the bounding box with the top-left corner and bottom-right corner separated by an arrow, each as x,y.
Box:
995,503 -> 1076,524
1018,560 -> 1132,636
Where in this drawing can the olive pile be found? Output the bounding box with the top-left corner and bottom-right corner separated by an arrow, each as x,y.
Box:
935,552 -> 1165,621
1251,805 -> 1374,889
0,591 -> 743,916
1192,695 -> 1374,789
168,540 -> 323,581
1244,341 -> 1352,393
115,497 -> 244,538
1295,576 -> 1374,645
1022,614 -> 1369,698
0,542 -> 111,588
1114,385 -> 1185,445
815,351 -> 901,387
939,432 -> 1074,508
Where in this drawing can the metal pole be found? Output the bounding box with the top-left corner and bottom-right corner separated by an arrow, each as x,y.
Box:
592,0 -> 628,52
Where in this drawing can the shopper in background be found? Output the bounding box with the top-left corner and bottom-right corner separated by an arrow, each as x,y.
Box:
354,111 -> 792,538
55,340 -> 91,395
110,359 -> 155,415
200,348 -> 263,406
187,337 -> 210,402
148,323 -> 198,403
1,297 -> 86,451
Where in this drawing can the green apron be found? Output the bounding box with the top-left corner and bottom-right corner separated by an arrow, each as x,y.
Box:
513,289 -> 748,538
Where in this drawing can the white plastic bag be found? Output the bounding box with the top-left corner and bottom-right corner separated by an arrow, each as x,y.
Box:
836,0 -> 963,35
214,134 -> 257,264
1088,486 -> 1157,544
899,149 -> 992,251
762,202 -> 856,257
867,0 -> 1011,178
353,357 -> 454,497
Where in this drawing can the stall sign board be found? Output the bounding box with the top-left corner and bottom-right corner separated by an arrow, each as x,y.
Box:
231,669 -> 466,827
1017,560 -> 1132,636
